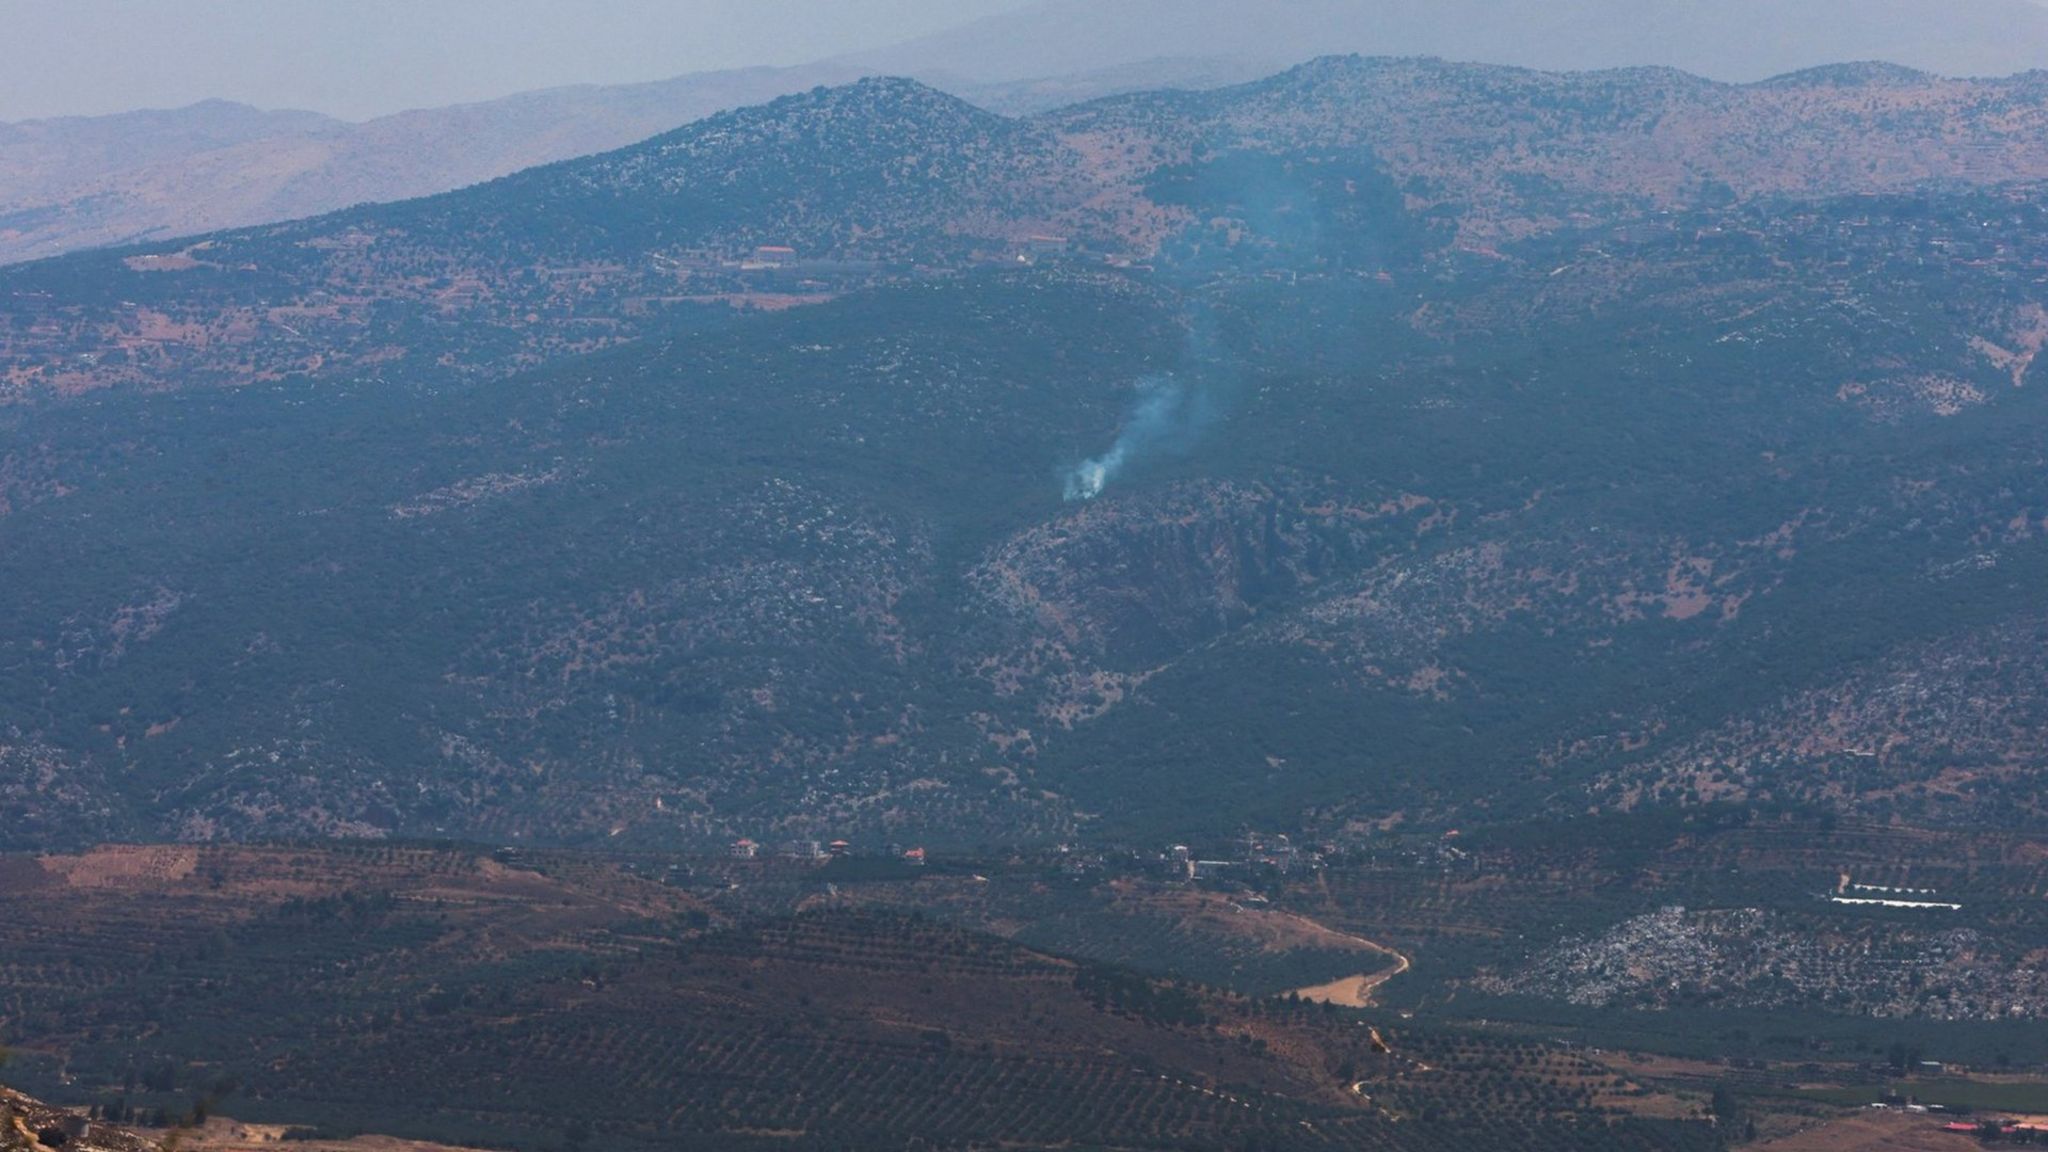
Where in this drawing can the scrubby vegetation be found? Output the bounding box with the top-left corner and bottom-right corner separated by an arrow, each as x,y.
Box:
11,185 -> 2048,851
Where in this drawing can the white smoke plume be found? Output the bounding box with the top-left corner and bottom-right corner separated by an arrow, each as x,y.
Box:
1064,374 -> 1209,501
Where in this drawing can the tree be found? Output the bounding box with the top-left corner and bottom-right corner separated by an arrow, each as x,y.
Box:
1885,1041 -> 1924,1074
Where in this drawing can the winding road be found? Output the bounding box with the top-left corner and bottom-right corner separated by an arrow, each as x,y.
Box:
1275,910 -> 1412,1008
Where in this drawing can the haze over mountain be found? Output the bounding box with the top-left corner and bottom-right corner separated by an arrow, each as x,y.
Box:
12,0 -> 2048,267
0,0 -> 1035,121
860,0 -> 2048,84
0,58 -> 1283,267
0,64 -> 862,265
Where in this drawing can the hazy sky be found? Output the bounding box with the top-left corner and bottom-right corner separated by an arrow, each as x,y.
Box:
0,0 -> 1033,122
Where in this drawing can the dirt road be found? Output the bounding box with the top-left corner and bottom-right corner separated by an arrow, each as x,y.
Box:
1276,910 -> 1411,1007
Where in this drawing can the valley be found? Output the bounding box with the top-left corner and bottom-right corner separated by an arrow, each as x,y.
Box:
2,820 -> 2045,1150
5,42 -> 2048,1152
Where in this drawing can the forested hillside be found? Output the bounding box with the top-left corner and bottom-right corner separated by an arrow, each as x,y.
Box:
5,59 -> 2048,851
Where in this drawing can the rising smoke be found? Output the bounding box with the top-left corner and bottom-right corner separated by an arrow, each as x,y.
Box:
1063,373 -> 1212,501
1053,134 -> 1347,502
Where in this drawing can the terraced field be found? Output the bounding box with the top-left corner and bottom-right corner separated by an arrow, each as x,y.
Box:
0,843 -> 1723,1151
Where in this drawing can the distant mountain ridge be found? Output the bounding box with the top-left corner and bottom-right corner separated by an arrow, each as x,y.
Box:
0,58 -> 1267,268
13,56 -> 2048,401
13,0 -> 2048,268
0,64 -> 869,265
858,0 -> 2048,83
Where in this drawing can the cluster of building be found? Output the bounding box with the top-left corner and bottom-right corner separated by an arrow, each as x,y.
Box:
742,244 -> 798,270
1867,1100 -> 1950,1114
1828,877 -> 1963,911
1483,903 -> 2048,1021
726,837 -> 925,866
1010,234 -> 1071,265
1166,832 -> 1314,882
708,236 -> 1085,273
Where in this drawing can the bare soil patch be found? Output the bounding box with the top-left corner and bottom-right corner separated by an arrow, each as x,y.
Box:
1745,1110 -> 1971,1152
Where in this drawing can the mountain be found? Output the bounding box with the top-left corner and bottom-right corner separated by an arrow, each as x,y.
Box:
0,99 -> 340,193
858,0 -> 2048,83
0,76 -> 1096,398
0,64 -> 870,267
10,62 -> 2048,1147
6,60 -> 2048,852
0,57 -> 1262,269
17,0 -> 2048,271
956,54 -> 1286,113
14,59 -> 2048,399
